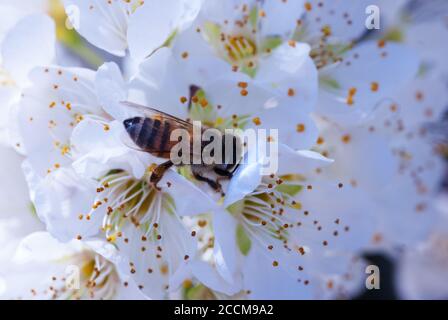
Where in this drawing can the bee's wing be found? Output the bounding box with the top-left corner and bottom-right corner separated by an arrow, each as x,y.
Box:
121,101 -> 194,132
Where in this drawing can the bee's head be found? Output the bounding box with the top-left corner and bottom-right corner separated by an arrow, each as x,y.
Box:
123,117 -> 143,141
123,117 -> 142,130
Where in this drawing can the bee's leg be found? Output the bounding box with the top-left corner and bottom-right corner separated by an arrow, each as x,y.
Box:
213,167 -> 234,178
150,161 -> 174,191
191,169 -> 223,194
188,85 -> 201,110
214,163 -> 240,178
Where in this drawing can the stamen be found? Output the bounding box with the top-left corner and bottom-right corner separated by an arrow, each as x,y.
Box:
21,252 -> 119,300
90,170 -> 173,241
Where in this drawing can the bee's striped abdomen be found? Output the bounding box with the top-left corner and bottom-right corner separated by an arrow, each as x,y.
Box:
158,120 -> 171,157
136,117 -> 160,149
124,116 -> 177,159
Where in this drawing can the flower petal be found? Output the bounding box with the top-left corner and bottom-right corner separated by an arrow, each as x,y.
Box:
13,231 -> 81,264
191,259 -> 241,296
95,62 -> 128,121
22,162 -> 104,242
63,0 -> 131,56
71,119 -> 150,180
1,14 -> 55,85
257,42 -> 317,114
127,0 -> 202,62
224,161 -> 262,206
276,144 -> 333,176
159,170 -> 218,216
303,0 -> 373,43
259,0 -> 305,39
212,209 -> 241,285
318,41 -> 419,124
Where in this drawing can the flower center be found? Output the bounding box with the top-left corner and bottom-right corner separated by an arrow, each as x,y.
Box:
202,4 -> 260,77
309,42 -> 345,70
87,170 -> 174,242
220,33 -> 259,76
0,68 -> 15,87
203,16 -> 283,78
228,174 -> 304,255
78,254 -> 119,300
28,252 -> 119,300
224,35 -> 257,63
295,24 -> 349,70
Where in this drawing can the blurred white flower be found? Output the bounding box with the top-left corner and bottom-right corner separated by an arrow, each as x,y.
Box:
377,0 -> 448,75
0,232 -> 145,300
396,222 -> 448,299
0,146 -> 43,265
0,11 -> 55,146
313,74 -> 446,249
300,1 -> 420,124
301,1 -> 447,254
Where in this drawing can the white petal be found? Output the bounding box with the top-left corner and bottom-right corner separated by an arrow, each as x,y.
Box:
276,144 -> 333,176
297,182 -> 376,253
200,0 -> 239,23
303,0 -> 373,43
22,162 -> 104,242
242,246 -> 315,299
396,231 -> 448,300
256,42 -> 318,117
160,170 -> 218,216
259,0 -> 305,38
224,161 -> 262,206
16,66 -> 98,176
95,62 -> 128,121
316,121 -> 397,193
0,146 -> 32,219
71,119 -> 149,180
1,14 -> 55,85
116,213 -> 196,299
130,47 -> 191,119
318,41 -> 419,124
13,231 -> 81,264
191,259 -> 241,296
63,0 -> 130,56
128,0 -> 202,62
212,209 -> 241,285
251,107 -> 318,150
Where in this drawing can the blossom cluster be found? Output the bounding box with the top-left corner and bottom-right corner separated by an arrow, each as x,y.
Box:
0,0 -> 447,300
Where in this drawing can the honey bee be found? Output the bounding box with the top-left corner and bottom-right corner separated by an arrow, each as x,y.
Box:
122,102 -> 242,193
